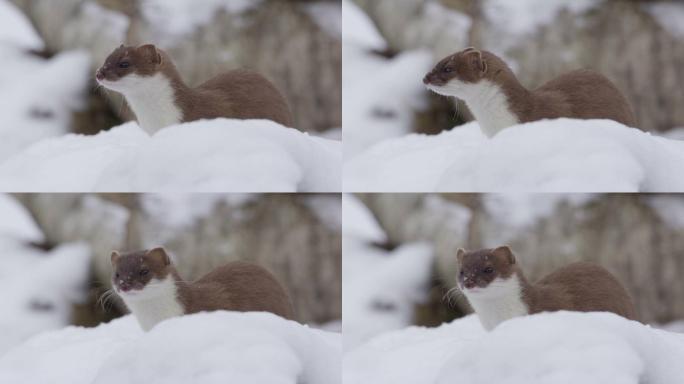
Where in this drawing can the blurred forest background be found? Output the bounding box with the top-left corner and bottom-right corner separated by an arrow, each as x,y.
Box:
8,0 -> 341,136
0,193 -> 341,355
344,193 -> 684,350
345,0 -> 684,157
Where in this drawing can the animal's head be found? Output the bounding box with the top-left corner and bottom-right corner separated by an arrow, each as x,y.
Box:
95,44 -> 164,92
423,48 -> 504,98
456,246 -> 518,296
110,247 -> 172,296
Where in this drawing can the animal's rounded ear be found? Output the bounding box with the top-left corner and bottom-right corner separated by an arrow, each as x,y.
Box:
111,251 -> 121,265
493,246 -> 515,264
138,44 -> 162,65
466,49 -> 487,75
146,247 -> 170,266
456,248 -> 466,264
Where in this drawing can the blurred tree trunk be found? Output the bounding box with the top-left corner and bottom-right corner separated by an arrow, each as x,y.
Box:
354,0 -> 684,134
15,194 -> 341,325
361,194 -> 684,325
11,0 -> 341,134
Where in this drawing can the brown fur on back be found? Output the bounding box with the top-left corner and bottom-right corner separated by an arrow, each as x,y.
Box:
521,262 -> 638,321
177,261 -> 295,321
175,69 -> 294,127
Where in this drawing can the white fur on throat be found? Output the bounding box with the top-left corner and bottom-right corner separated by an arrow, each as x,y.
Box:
427,79 -> 519,137
99,73 -> 182,135
117,275 -> 184,331
462,275 -> 529,331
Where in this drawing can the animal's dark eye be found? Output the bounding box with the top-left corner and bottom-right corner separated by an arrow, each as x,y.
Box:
443,67 -> 453,73
119,62 -> 130,69
140,269 -> 149,276
114,272 -> 120,279
483,267 -> 494,274
459,270 -> 464,276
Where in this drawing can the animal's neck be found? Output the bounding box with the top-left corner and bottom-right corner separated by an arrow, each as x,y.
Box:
122,72 -> 187,135
466,274 -> 529,331
121,276 -> 185,331
462,79 -> 526,137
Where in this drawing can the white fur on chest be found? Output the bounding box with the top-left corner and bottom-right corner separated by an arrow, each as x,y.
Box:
427,79 -> 519,137
101,73 -> 183,135
117,276 -> 185,331
463,275 -> 529,331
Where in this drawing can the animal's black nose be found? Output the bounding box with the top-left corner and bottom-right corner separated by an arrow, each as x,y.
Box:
96,68 -> 105,81
464,280 -> 476,289
423,73 -> 432,85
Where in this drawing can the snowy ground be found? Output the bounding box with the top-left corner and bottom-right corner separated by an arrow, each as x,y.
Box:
0,119 -> 342,192
0,312 -> 342,384
344,311 -> 684,384
343,194 -> 434,351
344,119 -> 684,192
0,195 -> 91,355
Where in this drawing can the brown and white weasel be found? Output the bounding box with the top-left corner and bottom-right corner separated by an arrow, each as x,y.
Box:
423,48 -> 636,137
111,247 -> 295,331
96,44 -> 294,134
456,246 -> 637,331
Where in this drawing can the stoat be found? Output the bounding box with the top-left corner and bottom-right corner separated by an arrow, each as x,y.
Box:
96,44 -> 294,134
111,247 -> 295,331
456,246 -> 637,331
424,48 -> 636,137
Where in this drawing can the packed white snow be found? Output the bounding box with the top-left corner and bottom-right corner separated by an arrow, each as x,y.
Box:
0,119 -> 342,192
344,311 -> 684,384
344,118 -> 684,192
0,312 -> 341,384
0,194 -> 91,355
342,0 -> 434,159
343,194 -> 434,351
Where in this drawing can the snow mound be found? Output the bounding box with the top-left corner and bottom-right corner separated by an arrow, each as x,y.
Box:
344,119 -> 684,192
0,119 -> 342,192
345,312 -> 684,384
0,312 -> 341,384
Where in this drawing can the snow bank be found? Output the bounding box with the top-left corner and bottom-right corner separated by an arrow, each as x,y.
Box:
0,312 -> 341,384
0,119 -> 342,192
345,311 -> 684,384
344,119 -> 684,192
343,194 -> 434,351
